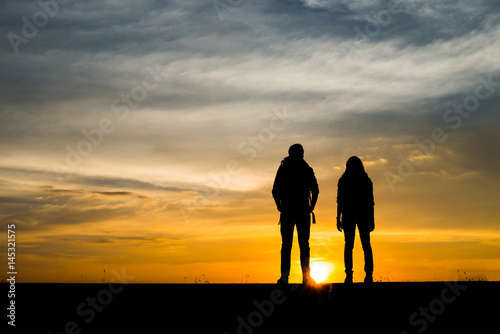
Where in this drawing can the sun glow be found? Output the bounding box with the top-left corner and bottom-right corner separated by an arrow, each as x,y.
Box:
310,261 -> 335,283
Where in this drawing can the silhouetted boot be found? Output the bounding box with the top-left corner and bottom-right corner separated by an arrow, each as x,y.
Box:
299,253 -> 315,285
344,270 -> 353,284
303,273 -> 316,286
364,272 -> 373,284
277,276 -> 288,286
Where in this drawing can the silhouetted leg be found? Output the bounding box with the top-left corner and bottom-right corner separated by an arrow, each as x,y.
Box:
296,213 -> 311,279
280,216 -> 294,280
358,223 -> 373,279
343,218 -> 356,280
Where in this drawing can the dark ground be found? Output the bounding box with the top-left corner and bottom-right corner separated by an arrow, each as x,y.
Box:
6,281 -> 499,333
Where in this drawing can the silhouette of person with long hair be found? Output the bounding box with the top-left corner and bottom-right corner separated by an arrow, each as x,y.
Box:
273,144 -> 319,285
337,156 -> 375,283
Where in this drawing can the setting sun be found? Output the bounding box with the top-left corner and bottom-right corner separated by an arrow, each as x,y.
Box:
310,261 -> 335,283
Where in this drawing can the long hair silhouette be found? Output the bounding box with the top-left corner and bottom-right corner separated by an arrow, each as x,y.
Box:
337,156 -> 375,283
343,156 -> 368,178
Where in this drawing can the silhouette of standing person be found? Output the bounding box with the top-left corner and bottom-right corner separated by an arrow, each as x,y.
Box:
336,156 -> 375,283
273,144 -> 319,285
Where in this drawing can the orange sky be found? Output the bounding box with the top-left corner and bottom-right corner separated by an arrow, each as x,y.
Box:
3,152 -> 500,283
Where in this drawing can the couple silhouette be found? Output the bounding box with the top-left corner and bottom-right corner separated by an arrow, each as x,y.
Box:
272,144 -> 374,285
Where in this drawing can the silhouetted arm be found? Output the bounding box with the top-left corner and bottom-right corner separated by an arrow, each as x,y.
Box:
368,179 -> 375,231
310,191 -> 318,212
272,167 -> 282,212
273,196 -> 281,212
336,203 -> 342,219
336,203 -> 343,232
336,178 -> 344,232
309,168 -> 319,212
369,205 -> 375,232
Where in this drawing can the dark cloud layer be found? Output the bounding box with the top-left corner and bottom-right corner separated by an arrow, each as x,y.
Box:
2,0 -> 499,206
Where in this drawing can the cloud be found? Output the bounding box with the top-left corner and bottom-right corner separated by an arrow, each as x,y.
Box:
40,185 -> 84,194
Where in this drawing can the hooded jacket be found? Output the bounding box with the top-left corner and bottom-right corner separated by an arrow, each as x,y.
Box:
272,156 -> 319,213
